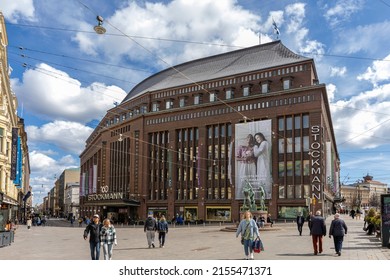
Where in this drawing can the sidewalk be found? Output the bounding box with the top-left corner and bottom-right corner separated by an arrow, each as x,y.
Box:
0,214 -> 389,260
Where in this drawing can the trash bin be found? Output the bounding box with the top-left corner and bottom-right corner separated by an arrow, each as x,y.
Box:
0,231 -> 12,247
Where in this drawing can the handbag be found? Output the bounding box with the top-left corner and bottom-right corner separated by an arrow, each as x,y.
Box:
252,237 -> 264,253
240,222 -> 251,245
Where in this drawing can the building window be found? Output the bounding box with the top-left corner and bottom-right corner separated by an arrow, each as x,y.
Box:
179,97 -> 187,108
295,185 -> 302,198
0,127 -> 4,153
166,99 -> 173,109
303,114 -> 309,128
140,105 -> 148,114
152,102 -> 160,112
279,185 -> 285,198
261,82 -> 269,94
210,93 -> 216,102
225,89 -> 233,100
243,86 -> 250,97
283,79 -> 291,90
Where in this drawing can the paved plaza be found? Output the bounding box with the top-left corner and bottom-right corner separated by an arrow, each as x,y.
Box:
1,214 -> 389,260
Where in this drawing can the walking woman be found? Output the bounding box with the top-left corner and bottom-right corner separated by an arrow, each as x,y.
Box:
236,211 -> 260,260
100,218 -> 117,260
157,215 -> 169,248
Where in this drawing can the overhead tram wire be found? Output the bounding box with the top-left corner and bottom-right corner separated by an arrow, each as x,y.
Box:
8,50 -> 138,85
8,57 -> 126,101
6,22 -> 243,50
9,45 -> 154,74
76,1 -> 251,123
7,22 -> 390,63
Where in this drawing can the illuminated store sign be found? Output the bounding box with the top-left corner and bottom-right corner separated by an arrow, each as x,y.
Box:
88,192 -> 123,201
311,125 -> 321,200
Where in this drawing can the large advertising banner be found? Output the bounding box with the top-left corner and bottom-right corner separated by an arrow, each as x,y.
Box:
235,119 -> 272,200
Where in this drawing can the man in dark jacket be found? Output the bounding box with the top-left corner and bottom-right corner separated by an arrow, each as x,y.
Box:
309,210 -> 326,255
296,212 -> 305,236
83,214 -> 103,260
144,213 -> 157,248
329,213 -> 347,256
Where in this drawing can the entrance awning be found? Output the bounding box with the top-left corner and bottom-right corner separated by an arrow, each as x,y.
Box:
83,199 -> 140,207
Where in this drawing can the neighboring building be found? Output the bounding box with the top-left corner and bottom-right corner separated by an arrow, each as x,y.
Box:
341,174 -> 388,211
79,40 -> 340,223
49,168 -> 80,218
0,12 -> 30,227
64,182 -> 80,219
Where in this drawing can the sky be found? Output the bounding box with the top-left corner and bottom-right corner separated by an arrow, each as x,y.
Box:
1,0 -> 389,204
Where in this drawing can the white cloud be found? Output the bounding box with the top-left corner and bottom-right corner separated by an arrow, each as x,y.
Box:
331,83 -> 390,148
73,0 -> 261,67
333,21 -> 390,55
326,83 -> 337,102
11,63 -> 127,123
26,120 -> 93,155
330,66 -> 347,77
0,0 -> 36,23
324,0 -> 364,27
357,54 -> 390,86
29,150 -> 79,203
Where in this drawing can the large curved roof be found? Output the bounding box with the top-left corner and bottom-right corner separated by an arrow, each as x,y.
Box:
122,40 -> 310,103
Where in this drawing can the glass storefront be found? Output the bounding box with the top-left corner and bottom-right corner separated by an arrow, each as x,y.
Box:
206,206 -> 231,221
278,206 -> 309,219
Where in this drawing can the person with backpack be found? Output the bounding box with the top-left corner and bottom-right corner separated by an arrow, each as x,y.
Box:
157,215 -> 169,248
144,213 -> 157,248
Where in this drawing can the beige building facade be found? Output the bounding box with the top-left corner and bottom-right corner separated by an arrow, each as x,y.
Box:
0,12 -> 30,227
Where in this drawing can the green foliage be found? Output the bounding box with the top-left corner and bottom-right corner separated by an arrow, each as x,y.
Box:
365,208 -> 381,228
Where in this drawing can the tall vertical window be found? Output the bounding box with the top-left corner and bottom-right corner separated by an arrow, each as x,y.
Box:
0,128 -> 3,153
261,82 -> 269,94
179,97 -> 187,108
210,93 -> 216,102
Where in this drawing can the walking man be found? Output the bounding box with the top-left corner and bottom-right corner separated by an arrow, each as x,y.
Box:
296,212 -> 305,236
83,214 -> 103,260
144,212 -> 157,248
310,210 -> 326,255
329,213 -> 348,256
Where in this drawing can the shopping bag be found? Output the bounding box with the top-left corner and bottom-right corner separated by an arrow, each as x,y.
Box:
252,237 -> 263,253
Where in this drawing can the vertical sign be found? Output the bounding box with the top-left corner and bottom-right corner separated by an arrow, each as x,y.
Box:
10,127 -> 19,180
381,194 -> 390,247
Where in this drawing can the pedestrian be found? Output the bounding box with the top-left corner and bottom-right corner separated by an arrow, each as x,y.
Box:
83,214 -> 103,260
100,218 -> 117,260
329,213 -> 347,256
309,210 -> 326,255
258,216 -> 266,228
157,215 -> 169,248
296,212 -> 305,236
306,212 -> 312,234
144,212 -> 157,248
78,217 -> 83,227
266,214 -> 274,227
236,210 -> 260,260
26,217 -> 32,230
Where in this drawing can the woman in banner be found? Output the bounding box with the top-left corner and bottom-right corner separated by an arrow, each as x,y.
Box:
236,134 -> 257,198
253,132 -> 272,199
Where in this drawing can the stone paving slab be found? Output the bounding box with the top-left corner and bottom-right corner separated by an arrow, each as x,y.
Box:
0,214 -> 388,260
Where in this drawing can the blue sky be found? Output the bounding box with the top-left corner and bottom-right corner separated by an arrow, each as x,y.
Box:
1,0 -> 389,203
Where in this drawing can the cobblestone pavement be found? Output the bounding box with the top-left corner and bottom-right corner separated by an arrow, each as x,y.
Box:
1,214 -> 389,260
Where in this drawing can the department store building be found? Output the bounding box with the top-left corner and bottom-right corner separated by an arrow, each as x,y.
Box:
79,41 -> 340,223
